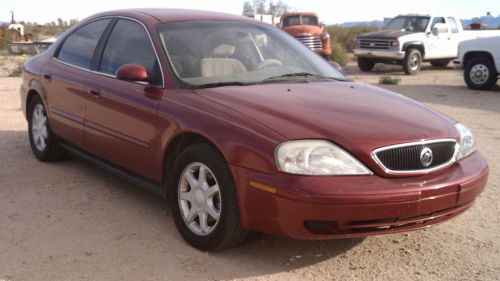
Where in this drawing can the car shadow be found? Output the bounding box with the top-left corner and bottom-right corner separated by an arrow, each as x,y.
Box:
0,129 -> 364,280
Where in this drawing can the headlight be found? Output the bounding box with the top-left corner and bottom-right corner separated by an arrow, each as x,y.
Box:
322,32 -> 330,41
455,123 -> 476,160
275,140 -> 372,176
391,40 -> 400,50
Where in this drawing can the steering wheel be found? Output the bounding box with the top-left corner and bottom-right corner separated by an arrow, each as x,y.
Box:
257,59 -> 283,70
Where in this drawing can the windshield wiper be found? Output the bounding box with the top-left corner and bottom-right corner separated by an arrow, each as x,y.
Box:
263,72 -> 345,82
192,81 -> 255,89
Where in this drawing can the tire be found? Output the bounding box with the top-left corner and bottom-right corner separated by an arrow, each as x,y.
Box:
168,143 -> 248,251
403,49 -> 422,75
357,57 -> 375,72
431,60 -> 450,68
28,95 -> 65,162
464,57 -> 498,91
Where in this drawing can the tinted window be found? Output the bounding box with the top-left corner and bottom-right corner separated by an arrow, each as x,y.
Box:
431,17 -> 446,29
99,19 -> 161,85
283,16 -> 318,27
447,17 -> 459,33
58,19 -> 111,69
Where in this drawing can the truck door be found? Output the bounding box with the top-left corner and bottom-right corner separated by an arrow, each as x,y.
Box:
445,17 -> 461,58
425,17 -> 450,59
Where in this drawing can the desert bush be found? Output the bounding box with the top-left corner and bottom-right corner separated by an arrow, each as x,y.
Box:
9,62 -> 24,77
379,75 -> 401,85
326,25 -> 380,52
328,41 -> 349,66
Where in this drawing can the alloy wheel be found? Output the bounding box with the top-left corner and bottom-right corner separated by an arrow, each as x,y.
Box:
31,103 -> 48,152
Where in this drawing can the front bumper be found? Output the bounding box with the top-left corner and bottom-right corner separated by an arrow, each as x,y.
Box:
232,152 -> 488,239
354,48 -> 405,60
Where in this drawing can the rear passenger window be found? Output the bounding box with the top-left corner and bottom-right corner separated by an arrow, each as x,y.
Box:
57,19 -> 111,69
447,17 -> 459,33
99,19 -> 162,85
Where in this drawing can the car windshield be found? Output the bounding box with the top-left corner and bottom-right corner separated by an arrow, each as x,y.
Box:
384,16 -> 430,32
282,15 -> 319,27
156,20 -> 344,88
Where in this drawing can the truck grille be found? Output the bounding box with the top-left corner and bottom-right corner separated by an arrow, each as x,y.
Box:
359,38 -> 392,50
296,36 -> 323,50
373,140 -> 458,173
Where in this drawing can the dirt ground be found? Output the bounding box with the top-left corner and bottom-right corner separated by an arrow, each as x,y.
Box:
0,62 -> 499,281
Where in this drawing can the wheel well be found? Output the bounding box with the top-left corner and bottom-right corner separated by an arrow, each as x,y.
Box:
162,132 -> 218,187
463,51 -> 494,67
404,44 -> 425,57
26,90 -> 40,119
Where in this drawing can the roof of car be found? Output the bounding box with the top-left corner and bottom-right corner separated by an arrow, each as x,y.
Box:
281,12 -> 318,18
90,8 -> 257,23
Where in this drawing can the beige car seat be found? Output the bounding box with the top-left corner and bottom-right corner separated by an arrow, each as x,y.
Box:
201,44 -> 247,77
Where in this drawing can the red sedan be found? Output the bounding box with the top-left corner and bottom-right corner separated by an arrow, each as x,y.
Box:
20,9 -> 488,251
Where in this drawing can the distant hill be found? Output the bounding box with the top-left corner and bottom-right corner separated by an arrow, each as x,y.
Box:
338,15 -> 500,29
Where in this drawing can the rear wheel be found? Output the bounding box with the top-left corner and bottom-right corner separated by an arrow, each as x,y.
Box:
357,58 -> 375,72
464,57 -> 498,90
168,143 -> 248,251
28,95 -> 65,161
403,49 -> 422,75
431,60 -> 450,68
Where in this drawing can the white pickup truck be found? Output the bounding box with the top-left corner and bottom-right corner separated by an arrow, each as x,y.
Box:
455,36 -> 500,90
354,15 -> 500,75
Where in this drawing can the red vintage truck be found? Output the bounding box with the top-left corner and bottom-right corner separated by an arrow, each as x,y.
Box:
280,12 -> 331,58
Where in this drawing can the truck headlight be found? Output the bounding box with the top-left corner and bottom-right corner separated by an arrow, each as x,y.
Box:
455,123 -> 476,160
391,40 -> 400,50
275,140 -> 372,176
322,31 -> 330,41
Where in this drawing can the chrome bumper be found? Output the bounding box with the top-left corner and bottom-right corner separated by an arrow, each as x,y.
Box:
354,49 -> 405,60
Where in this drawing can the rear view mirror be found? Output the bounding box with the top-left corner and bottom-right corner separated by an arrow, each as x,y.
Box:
116,64 -> 149,82
431,23 -> 448,36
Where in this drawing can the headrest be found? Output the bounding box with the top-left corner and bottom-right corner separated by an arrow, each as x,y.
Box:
212,44 -> 236,57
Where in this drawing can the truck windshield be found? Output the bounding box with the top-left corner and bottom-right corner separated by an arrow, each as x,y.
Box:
157,20 -> 346,88
384,16 -> 430,32
282,16 -> 319,27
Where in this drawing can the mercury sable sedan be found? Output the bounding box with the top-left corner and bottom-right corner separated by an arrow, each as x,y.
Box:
20,9 -> 489,251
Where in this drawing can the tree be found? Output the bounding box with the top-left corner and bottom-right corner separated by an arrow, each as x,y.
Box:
273,1 -> 291,16
242,1 -> 254,16
57,18 -> 64,27
254,0 -> 267,14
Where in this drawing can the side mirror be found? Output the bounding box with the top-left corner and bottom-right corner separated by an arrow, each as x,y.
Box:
320,22 -> 326,30
431,23 -> 448,36
116,64 -> 149,82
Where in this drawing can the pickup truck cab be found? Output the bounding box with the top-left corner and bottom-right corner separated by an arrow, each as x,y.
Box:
354,14 -> 500,75
455,36 -> 500,90
280,12 -> 331,58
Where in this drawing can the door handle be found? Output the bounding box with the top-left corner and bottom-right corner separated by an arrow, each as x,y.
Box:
87,88 -> 101,99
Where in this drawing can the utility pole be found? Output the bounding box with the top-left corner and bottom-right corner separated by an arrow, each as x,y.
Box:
11,11 -> 15,24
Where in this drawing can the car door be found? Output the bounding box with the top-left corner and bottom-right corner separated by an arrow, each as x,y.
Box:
84,18 -> 164,181
425,17 -> 449,59
46,19 -> 112,148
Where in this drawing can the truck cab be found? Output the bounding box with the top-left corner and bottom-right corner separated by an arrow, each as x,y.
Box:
353,14 -> 496,75
280,12 -> 331,58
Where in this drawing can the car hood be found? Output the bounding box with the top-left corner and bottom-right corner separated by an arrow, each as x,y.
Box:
358,29 -> 419,40
282,25 -> 322,36
195,82 -> 459,174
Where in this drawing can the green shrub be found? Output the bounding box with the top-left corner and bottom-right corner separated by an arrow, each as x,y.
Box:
328,41 -> 349,66
326,25 -> 380,52
379,75 -> 401,85
9,62 -> 24,77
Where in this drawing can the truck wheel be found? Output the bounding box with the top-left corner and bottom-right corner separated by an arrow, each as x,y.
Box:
403,49 -> 422,75
431,60 -> 450,68
464,57 -> 498,91
358,58 -> 375,72
168,143 -> 248,251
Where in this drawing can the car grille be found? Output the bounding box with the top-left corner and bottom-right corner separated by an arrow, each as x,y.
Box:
359,38 -> 392,50
296,36 -> 323,50
373,140 -> 458,173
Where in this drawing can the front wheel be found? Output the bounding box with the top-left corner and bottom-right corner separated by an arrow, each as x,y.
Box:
464,57 -> 498,90
28,95 -> 65,161
403,49 -> 422,75
168,143 -> 248,251
357,58 -> 375,72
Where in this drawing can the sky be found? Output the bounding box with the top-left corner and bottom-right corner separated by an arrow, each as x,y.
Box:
0,0 -> 498,25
